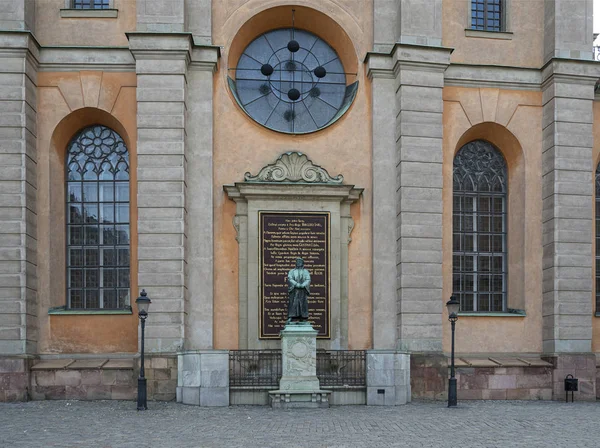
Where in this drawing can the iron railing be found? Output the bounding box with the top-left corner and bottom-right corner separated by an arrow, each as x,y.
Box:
229,350 -> 366,388
316,350 -> 366,388
229,350 -> 281,388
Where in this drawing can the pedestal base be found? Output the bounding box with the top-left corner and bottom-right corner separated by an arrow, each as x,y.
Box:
269,390 -> 331,408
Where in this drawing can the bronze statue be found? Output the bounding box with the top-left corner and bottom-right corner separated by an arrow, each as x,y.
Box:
287,258 -> 311,323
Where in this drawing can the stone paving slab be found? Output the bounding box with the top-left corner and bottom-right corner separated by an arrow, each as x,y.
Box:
1,400 -> 600,447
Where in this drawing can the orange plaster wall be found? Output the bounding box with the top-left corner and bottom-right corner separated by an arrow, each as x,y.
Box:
212,1 -> 374,350
37,71 -> 138,354
442,0 -> 544,68
34,0 -> 135,46
592,101 -> 600,353
442,87 -> 543,354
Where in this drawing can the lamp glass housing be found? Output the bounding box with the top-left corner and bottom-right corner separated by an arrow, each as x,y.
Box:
446,296 -> 460,318
136,294 -> 151,314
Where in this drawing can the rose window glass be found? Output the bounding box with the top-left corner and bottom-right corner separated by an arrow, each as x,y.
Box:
229,28 -> 358,134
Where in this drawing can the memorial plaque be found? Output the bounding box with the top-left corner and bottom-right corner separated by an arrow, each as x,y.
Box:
260,212 -> 330,338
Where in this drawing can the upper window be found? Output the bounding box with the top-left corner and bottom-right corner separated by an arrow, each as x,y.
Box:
66,125 -> 130,309
453,140 -> 507,312
72,0 -> 110,9
229,28 -> 358,134
471,0 -> 503,32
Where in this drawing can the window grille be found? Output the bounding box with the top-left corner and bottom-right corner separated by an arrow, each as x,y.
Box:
72,0 -> 110,9
453,140 -> 507,312
471,0 -> 503,32
66,125 -> 130,309
596,163 -> 600,313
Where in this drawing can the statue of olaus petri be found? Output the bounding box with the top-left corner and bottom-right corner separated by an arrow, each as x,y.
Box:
287,258 -> 311,323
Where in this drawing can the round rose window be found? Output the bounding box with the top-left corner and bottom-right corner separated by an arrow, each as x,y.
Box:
229,28 -> 357,134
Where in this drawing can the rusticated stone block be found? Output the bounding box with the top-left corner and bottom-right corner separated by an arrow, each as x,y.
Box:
111,386 -> 135,400
86,385 -> 111,400
115,370 -> 134,386
80,370 -> 101,385
157,379 -> 177,394
457,389 -> 482,400
101,370 -> 117,386
33,386 -> 66,400
33,371 -> 55,387
488,375 -> 517,390
457,373 -> 488,390
55,370 -> 81,387
153,368 -> 170,380
482,389 -> 507,400
0,358 -> 26,373
65,386 -> 88,400
151,357 -> 168,369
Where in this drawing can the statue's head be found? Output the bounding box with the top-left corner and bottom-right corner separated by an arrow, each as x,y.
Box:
295,258 -> 304,268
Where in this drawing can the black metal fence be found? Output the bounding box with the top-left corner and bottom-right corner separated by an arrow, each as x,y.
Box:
316,350 -> 366,388
229,350 -> 366,389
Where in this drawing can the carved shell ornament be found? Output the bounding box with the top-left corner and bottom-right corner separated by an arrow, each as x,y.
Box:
244,152 -> 343,184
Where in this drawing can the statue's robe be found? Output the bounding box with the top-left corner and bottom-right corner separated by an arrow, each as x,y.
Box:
287,267 -> 311,320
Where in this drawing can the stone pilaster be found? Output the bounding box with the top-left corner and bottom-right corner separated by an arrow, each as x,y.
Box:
185,47 -> 219,350
129,33 -> 190,353
0,0 -> 35,32
395,45 -> 450,353
367,54 -> 397,350
544,0 -> 593,62
0,31 -> 38,358
136,0 -> 185,33
541,60 -> 599,354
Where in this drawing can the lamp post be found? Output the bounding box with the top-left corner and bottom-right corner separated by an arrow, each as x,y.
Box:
136,289 -> 151,411
446,295 -> 459,408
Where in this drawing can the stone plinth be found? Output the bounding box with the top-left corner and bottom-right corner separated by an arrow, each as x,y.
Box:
176,351 -> 229,406
269,323 -> 330,408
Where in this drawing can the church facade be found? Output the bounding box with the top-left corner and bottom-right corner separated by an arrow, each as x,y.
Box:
1,0 -> 600,404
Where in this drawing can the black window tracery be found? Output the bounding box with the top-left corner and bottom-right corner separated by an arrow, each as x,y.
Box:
453,140 -> 507,312
66,125 -> 130,309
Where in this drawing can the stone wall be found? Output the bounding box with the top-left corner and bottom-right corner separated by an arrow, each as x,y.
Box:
143,355 -> 178,401
456,366 -> 553,400
410,354 -> 447,400
0,356 -> 32,401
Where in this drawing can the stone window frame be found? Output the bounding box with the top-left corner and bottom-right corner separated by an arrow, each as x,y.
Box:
465,0 -> 513,39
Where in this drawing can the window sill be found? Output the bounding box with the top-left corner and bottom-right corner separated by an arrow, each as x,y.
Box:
60,9 -> 118,19
464,29 -> 513,40
458,310 -> 525,317
49,306 -> 132,315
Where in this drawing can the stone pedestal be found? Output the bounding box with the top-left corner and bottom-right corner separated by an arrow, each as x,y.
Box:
269,323 -> 330,408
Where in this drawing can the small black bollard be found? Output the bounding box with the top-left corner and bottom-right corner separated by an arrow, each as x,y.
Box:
564,374 -> 578,402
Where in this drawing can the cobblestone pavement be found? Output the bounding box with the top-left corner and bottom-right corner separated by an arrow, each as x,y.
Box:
1,400 -> 600,448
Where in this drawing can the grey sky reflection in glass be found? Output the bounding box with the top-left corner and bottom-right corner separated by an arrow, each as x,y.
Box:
233,28 -> 348,134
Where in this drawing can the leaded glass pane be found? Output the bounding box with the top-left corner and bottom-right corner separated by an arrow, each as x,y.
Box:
453,140 -> 507,312
72,0 -> 110,9
66,125 -> 130,309
471,0 -> 503,32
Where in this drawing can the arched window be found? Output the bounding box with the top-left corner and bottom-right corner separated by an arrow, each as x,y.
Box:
596,163 -> 600,313
453,140 -> 507,312
66,125 -> 130,309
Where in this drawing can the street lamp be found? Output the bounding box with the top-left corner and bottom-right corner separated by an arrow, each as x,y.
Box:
446,295 -> 459,408
136,289 -> 151,411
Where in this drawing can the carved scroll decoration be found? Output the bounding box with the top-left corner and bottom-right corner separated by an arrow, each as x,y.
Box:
244,152 -> 344,184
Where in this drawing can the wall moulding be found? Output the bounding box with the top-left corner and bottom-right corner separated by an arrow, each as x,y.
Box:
224,152 -> 363,351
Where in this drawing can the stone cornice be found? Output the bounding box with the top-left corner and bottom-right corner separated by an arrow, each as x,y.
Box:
445,63 -> 541,91
38,46 -> 134,72
541,58 -> 600,89
127,32 -> 219,71
366,43 -> 453,79
224,183 -> 363,204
